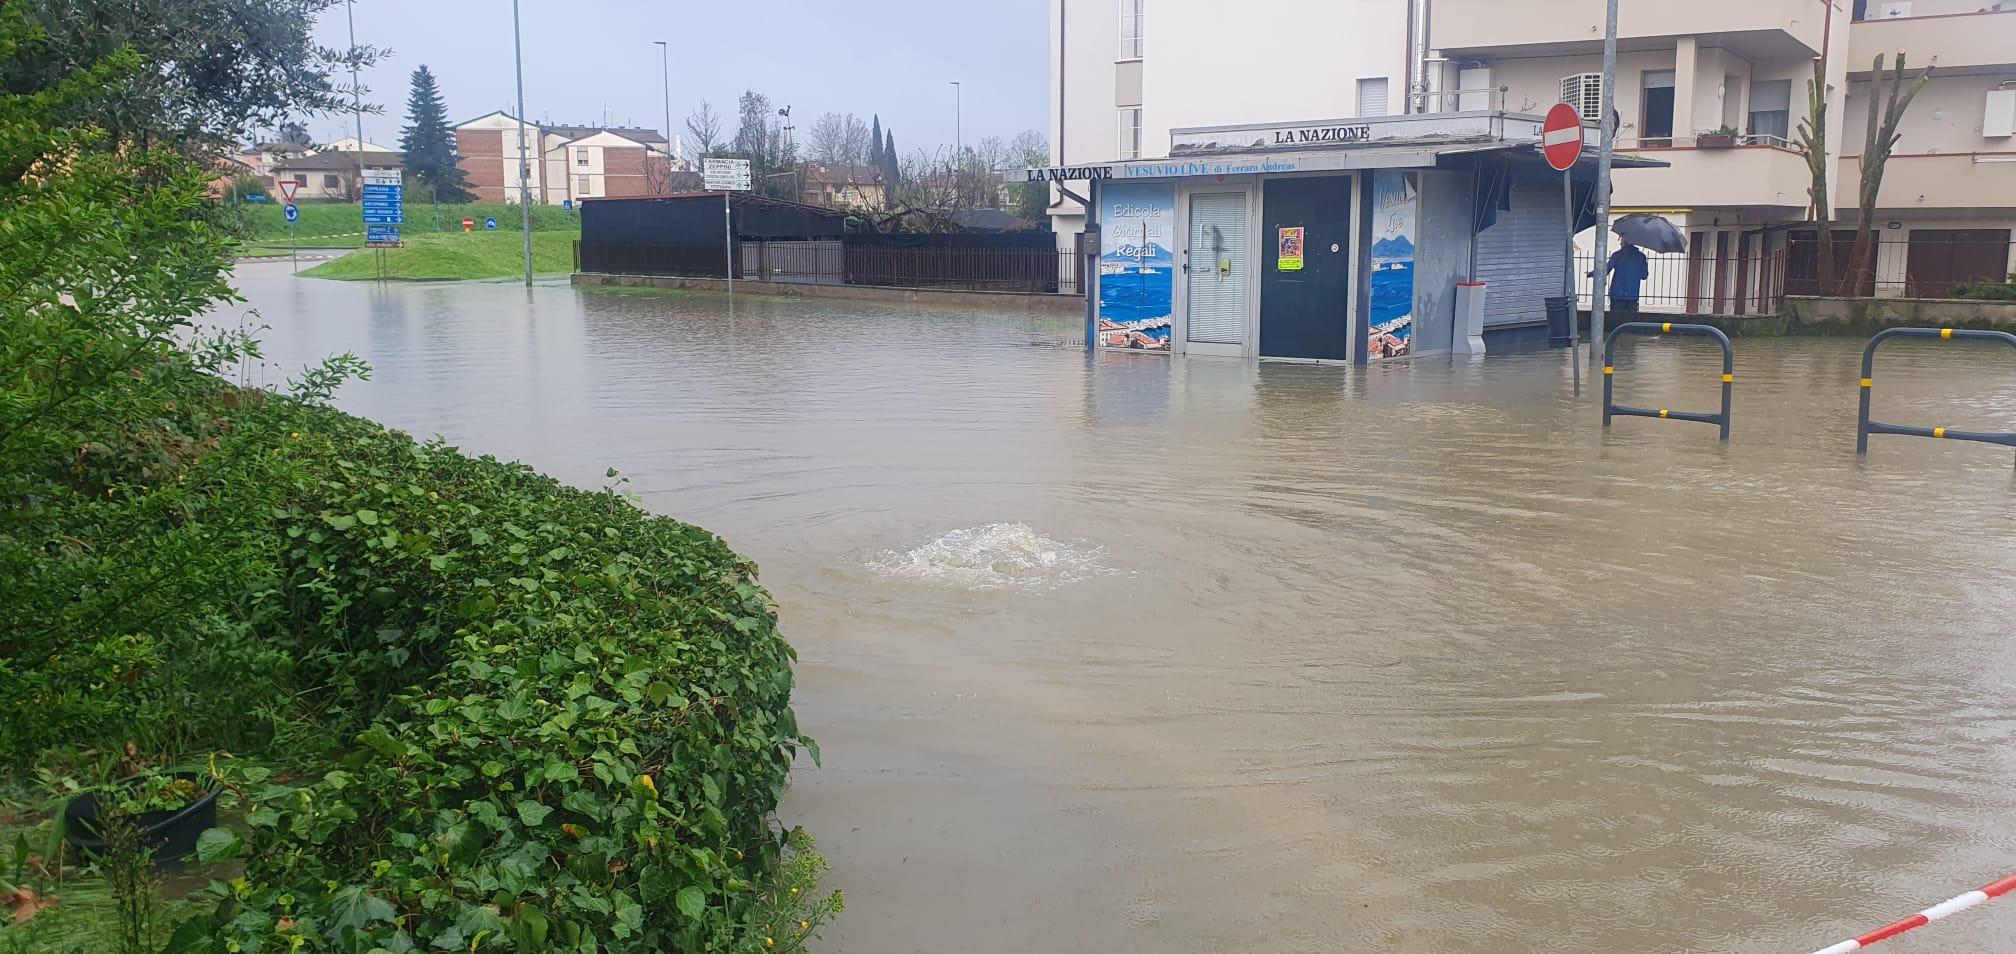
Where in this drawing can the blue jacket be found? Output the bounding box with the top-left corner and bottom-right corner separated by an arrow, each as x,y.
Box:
1604,246 -> 1649,301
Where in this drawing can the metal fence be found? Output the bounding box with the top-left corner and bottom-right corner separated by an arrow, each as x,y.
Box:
1574,250 -> 1788,316
580,239 -> 1082,296
1575,234 -> 2013,316
577,241 -> 736,279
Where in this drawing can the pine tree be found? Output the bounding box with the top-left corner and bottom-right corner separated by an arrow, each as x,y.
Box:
399,65 -> 473,203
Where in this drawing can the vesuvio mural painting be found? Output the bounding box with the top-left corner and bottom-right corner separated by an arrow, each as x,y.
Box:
1370,171 -> 1417,359
1097,183 -> 1176,352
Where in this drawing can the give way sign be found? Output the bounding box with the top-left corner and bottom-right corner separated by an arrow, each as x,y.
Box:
1542,103 -> 1585,172
277,179 -> 299,202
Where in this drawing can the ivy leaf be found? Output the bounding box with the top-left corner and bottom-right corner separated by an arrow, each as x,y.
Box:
674,885 -> 706,922
194,826 -> 242,862
515,799 -> 553,827
355,509 -> 380,526
326,884 -> 396,936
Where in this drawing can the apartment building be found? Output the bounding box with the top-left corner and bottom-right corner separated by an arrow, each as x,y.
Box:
1050,0 -> 2015,325
454,112 -> 686,205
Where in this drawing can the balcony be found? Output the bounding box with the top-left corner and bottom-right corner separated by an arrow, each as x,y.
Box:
1611,139 -> 1813,211
1848,10 -> 2016,74
1836,151 -> 2016,212
1432,0 -> 1826,59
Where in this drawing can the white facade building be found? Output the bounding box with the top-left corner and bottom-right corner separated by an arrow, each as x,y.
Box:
1050,0 -> 2016,316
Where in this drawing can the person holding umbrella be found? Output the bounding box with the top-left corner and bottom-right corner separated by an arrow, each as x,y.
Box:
1598,240 -> 1650,315
1595,213 -> 1687,314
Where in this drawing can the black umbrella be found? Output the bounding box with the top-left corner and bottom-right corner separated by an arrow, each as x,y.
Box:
1611,213 -> 1687,254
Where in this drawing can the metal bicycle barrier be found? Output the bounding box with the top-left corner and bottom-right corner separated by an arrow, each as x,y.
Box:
1856,327 -> 2016,461
1603,321 -> 1734,441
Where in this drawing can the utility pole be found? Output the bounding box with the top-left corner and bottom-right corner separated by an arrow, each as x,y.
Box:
511,0 -> 534,287
1589,0 -> 1619,362
950,81 -> 963,163
345,0 -> 364,202
654,41 -> 672,189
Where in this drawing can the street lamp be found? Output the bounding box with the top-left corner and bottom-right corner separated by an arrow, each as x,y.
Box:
653,41 -> 672,177
511,0 -> 533,287
950,81 -> 963,165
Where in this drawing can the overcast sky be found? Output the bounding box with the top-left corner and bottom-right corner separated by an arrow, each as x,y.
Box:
306,0 -> 1048,158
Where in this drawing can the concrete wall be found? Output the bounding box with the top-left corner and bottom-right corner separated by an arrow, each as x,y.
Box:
572,271 -> 1087,315
1841,73 -> 2016,160
1783,294 -> 2016,332
1433,0 -> 1827,57
1850,8 -> 2016,72
1411,170 -> 1476,355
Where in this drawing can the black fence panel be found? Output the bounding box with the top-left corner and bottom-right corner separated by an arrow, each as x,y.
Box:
577,241 -> 738,279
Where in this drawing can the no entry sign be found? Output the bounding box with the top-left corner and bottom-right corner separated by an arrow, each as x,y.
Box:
1543,102 -> 1585,172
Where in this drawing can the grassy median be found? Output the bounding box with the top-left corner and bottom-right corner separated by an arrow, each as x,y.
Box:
300,230 -> 579,281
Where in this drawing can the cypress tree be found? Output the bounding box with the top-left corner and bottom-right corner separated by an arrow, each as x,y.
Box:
882,130 -> 900,188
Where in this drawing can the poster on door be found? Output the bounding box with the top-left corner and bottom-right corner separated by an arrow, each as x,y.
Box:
1277,227 -> 1305,271
1369,171 -> 1417,358
1097,183 -> 1176,352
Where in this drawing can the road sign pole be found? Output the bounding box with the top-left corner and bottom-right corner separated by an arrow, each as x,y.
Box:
1590,0 -> 1620,365
1562,170 -> 1580,395
724,191 -> 733,305
291,215 -> 298,274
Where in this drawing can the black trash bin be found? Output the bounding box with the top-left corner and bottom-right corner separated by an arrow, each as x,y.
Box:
1544,296 -> 1574,348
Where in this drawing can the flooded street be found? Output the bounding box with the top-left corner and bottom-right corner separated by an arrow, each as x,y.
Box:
214,261 -> 2016,952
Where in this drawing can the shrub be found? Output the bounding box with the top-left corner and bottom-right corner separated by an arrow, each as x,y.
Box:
169,407 -> 831,952
1951,277 -> 2016,301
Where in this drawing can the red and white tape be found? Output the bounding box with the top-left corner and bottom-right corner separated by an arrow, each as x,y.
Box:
1807,873 -> 2016,954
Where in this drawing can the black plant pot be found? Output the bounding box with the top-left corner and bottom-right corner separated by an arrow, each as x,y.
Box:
63,771 -> 220,868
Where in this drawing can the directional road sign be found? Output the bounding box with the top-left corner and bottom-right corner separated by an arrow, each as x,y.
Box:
365,224 -> 402,248
485,217 -> 498,231
360,168 -> 404,225
703,157 -> 752,192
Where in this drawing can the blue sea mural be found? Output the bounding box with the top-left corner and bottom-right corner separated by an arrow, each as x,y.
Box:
1370,171 -> 1418,358
1097,183 -> 1177,352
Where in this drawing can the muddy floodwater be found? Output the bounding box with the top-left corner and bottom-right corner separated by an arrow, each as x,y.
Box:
213,262 -> 2016,952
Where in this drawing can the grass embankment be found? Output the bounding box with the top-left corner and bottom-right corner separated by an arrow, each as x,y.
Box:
300,230 -> 579,281
232,200 -> 582,256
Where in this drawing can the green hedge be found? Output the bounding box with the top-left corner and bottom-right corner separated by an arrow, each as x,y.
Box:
162,405 -> 833,952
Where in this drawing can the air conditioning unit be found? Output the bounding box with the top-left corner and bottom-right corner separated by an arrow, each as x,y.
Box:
1986,89 -> 2016,139
1877,1 -> 1913,17
1560,73 -> 1604,122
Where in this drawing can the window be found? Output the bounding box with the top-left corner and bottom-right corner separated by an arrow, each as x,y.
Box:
322,174 -> 340,189
1747,80 -> 1792,142
1118,0 -> 1143,59
1640,69 -> 1676,145
575,147 -> 590,166
577,175 -> 592,194
1560,73 -> 1604,121
1357,78 -> 1391,118
1118,106 -> 1143,159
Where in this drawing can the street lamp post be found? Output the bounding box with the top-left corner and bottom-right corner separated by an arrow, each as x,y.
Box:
511,0 -> 534,287
950,81 -> 963,163
653,40 -> 672,186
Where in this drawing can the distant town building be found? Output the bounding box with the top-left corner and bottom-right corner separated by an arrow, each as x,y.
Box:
269,150 -> 406,201
317,137 -> 399,155
453,112 -> 688,205
798,163 -> 887,211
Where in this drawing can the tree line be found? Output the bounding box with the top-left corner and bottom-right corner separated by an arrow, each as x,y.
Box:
683,94 -> 1051,220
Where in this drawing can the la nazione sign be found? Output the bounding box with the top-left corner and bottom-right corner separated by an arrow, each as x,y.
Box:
1027,112 -> 1547,184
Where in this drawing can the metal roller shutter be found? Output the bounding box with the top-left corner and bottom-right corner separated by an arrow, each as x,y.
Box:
1474,179 -> 1567,327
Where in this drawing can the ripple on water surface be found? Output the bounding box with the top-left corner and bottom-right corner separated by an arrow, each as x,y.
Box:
867,523 -> 1116,591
